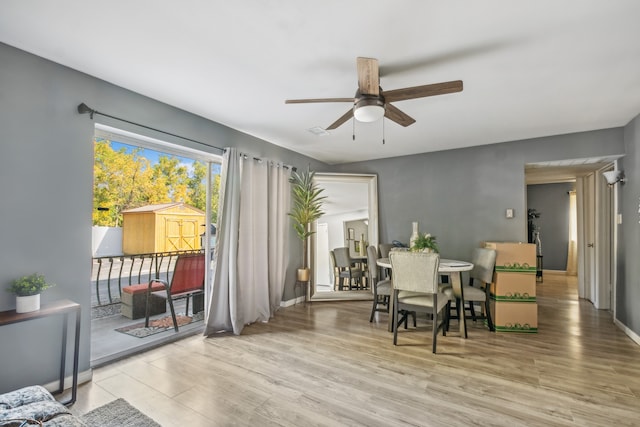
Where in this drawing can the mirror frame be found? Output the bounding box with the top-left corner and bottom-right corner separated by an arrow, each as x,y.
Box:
308,173 -> 378,301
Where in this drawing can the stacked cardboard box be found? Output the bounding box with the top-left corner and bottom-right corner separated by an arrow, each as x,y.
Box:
483,242 -> 537,333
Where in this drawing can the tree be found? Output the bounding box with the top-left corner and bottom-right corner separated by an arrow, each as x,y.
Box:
152,156 -> 189,203
210,173 -> 220,225
186,161 -> 220,224
93,139 -> 221,227
188,161 -> 207,210
93,139 -> 155,226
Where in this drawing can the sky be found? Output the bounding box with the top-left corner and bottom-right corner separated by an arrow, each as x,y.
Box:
108,140 -> 221,174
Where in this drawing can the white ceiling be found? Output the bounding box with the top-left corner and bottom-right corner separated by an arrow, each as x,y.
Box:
320,180 -> 368,217
1,1 -> 640,166
525,156 -> 621,185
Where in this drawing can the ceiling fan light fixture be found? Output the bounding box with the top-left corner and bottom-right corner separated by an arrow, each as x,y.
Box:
353,97 -> 385,123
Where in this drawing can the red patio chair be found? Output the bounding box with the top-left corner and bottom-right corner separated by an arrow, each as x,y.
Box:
144,252 -> 205,332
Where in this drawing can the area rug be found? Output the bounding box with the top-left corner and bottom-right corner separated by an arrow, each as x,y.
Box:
81,398 -> 160,427
115,311 -> 204,338
92,302 -> 122,319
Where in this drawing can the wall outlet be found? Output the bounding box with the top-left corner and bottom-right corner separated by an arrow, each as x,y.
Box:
506,208 -> 514,219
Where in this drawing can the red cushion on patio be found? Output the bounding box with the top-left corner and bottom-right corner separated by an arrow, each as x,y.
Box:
122,282 -> 166,295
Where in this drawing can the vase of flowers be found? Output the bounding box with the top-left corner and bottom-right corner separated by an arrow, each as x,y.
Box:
7,273 -> 55,313
411,233 -> 439,253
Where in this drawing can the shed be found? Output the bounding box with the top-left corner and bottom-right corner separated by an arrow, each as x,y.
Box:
122,203 -> 206,255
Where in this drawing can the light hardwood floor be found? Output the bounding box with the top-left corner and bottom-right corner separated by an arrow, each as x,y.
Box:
71,272 -> 640,426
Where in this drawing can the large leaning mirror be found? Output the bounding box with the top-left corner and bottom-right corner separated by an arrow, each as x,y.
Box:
309,173 -> 378,301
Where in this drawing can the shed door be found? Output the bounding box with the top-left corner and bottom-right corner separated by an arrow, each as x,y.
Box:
165,218 -> 199,251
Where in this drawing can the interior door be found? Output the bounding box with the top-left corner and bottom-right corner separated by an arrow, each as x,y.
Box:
594,168 -> 613,309
582,174 -> 596,303
575,169 -> 616,309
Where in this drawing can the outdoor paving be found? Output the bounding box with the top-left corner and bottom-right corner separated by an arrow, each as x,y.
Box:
91,298 -> 204,367
90,257 -> 204,367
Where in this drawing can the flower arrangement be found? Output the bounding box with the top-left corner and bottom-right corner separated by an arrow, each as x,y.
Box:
7,273 -> 55,296
411,233 -> 439,253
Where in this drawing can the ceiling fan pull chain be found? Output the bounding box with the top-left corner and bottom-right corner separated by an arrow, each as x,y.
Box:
353,116 -> 356,141
382,117 -> 385,144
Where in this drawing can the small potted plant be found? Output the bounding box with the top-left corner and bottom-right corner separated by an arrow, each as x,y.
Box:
411,233 -> 439,253
7,273 -> 55,313
288,166 -> 325,282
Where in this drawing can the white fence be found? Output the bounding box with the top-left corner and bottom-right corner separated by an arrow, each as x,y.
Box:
92,226 -> 123,257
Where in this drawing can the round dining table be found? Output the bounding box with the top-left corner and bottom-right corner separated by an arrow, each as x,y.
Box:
376,257 -> 474,337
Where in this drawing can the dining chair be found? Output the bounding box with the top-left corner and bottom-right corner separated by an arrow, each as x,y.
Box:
378,243 -> 394,258
445,247 -> 496,332
333,247 -> 363,290
378,243 -> 394,280
329,250 -> 340,290
367,245 -> 391,322
384,246 -> 417,328
390,251 -> 449,353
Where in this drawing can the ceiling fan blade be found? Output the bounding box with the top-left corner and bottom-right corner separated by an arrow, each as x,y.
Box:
384,103 -> 416,127
285,98 -> 353,104
357,57 -> 379,96
383,80 -> 463,103
326,109 -> 354,130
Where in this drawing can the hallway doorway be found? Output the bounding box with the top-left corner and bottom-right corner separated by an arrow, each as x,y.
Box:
525,157 -> 620,311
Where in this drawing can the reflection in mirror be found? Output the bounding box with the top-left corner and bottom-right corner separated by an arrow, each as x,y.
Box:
310,173 -> 378,301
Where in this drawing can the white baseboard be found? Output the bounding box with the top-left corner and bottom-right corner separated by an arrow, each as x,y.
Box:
280,295 -> 306,307
614,318 -> 640,346
43,368 -> 93,393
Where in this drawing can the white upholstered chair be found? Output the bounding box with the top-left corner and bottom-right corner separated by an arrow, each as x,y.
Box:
390,251 -> 449,353
333,247 -> 363,290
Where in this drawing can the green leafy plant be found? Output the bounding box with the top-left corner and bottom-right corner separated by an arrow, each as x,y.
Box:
411,233 -> 439,253
288,167 -> 326,270
7,273 -> 55,296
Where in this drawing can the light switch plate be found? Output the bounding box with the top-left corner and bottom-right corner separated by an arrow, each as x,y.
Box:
506,208 -> 514,218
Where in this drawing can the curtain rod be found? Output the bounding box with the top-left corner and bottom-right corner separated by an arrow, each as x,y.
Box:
240,153 -> 296,171
77,103 -> 225,153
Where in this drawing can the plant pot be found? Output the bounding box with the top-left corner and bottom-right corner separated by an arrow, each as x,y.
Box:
297,268 -> 310,282
16,294 -> 40,313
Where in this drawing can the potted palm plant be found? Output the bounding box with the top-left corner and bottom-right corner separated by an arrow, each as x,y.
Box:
288,167 -> 325,282
7,273 -> 55,313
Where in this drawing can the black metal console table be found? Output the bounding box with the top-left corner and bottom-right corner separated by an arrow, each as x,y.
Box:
0,299 -> 81,405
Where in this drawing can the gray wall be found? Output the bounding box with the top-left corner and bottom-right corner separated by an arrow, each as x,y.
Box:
334,129 -> 624,261
333,127 -> 640,339
621,113 -> 640,335
0,42 -> 326,393
527,183 -> 574,271
1,40 -> 639,393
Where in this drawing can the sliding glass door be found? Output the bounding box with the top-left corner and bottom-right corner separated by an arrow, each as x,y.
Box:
90,124 -> 221,365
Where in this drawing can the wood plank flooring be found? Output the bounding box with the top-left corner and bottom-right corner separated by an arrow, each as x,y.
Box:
70,272 -> 640,426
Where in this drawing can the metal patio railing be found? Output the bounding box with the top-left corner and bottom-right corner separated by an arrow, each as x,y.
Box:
91,249 -> 204,307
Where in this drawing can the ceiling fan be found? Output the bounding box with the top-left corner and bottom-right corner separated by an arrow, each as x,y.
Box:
285,57 -> 463,130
